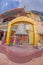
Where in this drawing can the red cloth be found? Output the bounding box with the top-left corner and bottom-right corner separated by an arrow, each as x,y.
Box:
10,37 -> 14,43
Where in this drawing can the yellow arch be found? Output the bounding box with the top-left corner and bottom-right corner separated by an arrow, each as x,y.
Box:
6,16 -> 38,47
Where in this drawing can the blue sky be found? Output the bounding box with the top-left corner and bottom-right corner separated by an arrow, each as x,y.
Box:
21,0 -> 43,12
0,0 -> 43,14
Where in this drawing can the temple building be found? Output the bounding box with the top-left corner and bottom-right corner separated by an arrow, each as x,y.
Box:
0,8 -> 43,45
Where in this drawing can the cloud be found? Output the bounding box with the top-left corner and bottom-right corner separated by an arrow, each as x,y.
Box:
0,0 -> 43,14
21,0 -> 43,12
0,0 -> 20,14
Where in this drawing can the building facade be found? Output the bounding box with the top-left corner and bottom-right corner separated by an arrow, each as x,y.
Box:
26,11 -> 43,45
0,8 -> 43,46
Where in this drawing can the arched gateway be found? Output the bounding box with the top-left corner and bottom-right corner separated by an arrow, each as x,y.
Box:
6,16 -> 38,47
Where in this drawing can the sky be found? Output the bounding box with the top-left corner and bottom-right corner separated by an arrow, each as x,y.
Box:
0,0 -> 43,14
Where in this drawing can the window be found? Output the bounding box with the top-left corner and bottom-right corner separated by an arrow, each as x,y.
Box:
17,10 -> 22,13
42,36 -> 43,40
3,18 -> 8,23
40,16 -> 43,22
42,24 -> 43,26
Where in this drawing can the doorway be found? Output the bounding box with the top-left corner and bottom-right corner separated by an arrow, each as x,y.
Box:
0,31 -> 4,40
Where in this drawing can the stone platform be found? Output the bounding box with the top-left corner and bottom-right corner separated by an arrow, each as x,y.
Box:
0,45 -> 43,63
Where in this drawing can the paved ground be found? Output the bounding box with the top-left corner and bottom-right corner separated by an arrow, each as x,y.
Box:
0,45 -> 42,63
0,53 -> 43,65
0,41 -> 43,65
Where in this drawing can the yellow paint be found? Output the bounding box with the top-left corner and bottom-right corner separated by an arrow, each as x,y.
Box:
33,24 -> 38,46
29,31 -> 33,45
26,12 -> 35,19
6,16 -> 38,47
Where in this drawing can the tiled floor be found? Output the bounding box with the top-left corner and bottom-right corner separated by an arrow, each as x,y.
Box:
0,53 -> 43,65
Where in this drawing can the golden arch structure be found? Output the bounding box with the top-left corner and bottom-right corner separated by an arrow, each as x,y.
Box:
6,16 -> 38,47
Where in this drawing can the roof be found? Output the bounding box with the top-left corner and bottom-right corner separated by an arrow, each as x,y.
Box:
0,8 -> 25,18
31,10 -> 43,16
15,23 -> 28,35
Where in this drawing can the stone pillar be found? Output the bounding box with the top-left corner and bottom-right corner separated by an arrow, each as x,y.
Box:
2,31 -> 6,42
0,18 -> 3,23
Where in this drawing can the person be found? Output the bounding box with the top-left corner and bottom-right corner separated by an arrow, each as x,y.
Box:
38,40 -> 41,49
13,35 -> 16,45
10,36 -> 14,46
16,36 -> 20,46
19,35 -> 22,47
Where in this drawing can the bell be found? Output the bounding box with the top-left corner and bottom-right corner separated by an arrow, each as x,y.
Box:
15,23 -> 28,35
